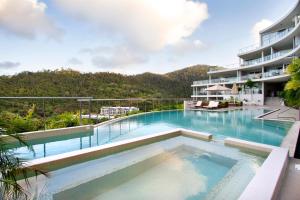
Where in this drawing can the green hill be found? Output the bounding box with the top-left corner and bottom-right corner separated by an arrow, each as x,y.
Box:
0,64 -> 221,98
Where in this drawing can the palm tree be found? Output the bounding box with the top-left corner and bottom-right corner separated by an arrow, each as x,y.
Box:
0,129 -> 47,200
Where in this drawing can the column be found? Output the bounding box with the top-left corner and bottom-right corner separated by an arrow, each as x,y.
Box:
207,85 -> 209,101
270,47 -> 274,59
262,66 -> 264,78
262,82 -> 265,105
261,51 -> 264,61
209,75 -> 211,84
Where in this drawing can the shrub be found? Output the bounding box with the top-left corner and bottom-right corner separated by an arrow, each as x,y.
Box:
46,112 -> 80,129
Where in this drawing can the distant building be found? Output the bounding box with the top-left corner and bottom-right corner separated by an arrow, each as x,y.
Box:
100,106 -> 139,116
192,1 -> 300,105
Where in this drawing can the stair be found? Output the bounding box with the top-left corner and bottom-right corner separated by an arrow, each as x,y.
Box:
264,97 -> 283,106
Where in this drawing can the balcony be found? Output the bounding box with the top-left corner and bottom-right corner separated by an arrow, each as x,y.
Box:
241,73 -> 262,81
242,49 -> 292,66
261,27 -> 294,46
193,92 -> 207,96
193,77 -> 238,86
193,80 -> 209,85
239,26 -> 295,54
263,69 -> 285,78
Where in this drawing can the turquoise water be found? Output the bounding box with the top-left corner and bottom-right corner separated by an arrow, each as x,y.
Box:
14,109 -> 292,159
53,147 -> 237,200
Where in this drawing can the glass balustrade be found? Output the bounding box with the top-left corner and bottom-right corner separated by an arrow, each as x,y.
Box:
263,69 -> 285,78
241,73 -> 262,80
262,27 -> 294,46
239,26 -> 295,54
242,49 -> 292,66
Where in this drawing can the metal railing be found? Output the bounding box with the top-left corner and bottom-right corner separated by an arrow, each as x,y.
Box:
0,97 -> 188,132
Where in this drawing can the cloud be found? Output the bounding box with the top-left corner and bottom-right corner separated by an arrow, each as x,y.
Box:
0,0 -> 62,39
85,45 -> 147,69
252,19 -> 273,44
170,39 -> 205,55
55,0 -> 208,51
67,57 -> 83,65
0,61 -> 20,68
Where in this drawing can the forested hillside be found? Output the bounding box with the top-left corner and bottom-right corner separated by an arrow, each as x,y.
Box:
0,65 -> 221,98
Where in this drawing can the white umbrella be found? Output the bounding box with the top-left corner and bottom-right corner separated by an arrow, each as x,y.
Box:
205,84 -> 231,91
205,84 -> 231,101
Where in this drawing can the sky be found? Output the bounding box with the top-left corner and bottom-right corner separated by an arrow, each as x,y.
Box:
0,0 -> 297,75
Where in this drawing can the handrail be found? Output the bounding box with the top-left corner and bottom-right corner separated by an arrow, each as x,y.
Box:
277,108 -> 297,121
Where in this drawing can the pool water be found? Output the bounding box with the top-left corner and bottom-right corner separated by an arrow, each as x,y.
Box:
26,137 -> 265,200
14,109 -> 292,159
54,147 -> 235,200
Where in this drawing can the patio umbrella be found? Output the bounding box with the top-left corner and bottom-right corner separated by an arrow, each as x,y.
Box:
205,84 -> 231,100
205,84 -> 231,91
231,83 -> 239,104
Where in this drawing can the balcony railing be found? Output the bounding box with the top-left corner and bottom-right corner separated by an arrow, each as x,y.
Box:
241,73 -> 262,80
193,69 -> 286,86
242,49 -> 292,66
263,69 -> 285,78
193,92 -> 207,96
193,80 -> 209,85
239,26 -> 295,54
193,77 -> 238,85
262,27 -> 294,46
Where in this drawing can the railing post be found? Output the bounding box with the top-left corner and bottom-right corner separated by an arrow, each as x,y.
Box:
43,98 -> 46,131
79,100 -> 82,125
89,99 -> 92,122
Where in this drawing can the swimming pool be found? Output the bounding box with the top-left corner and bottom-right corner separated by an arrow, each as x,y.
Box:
14,108 -> 292,159
22,136 -> 266,200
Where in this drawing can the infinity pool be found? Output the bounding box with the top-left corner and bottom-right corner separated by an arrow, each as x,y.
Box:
14,109 -> 292,159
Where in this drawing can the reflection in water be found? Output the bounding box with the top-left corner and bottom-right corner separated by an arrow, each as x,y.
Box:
13,109 -> 292,160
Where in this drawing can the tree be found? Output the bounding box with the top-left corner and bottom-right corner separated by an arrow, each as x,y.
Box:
245,79 -> 255,102
0,130 -> 47,199
284,58 -> 300,118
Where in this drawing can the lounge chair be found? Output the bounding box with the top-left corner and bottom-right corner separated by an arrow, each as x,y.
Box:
194,101 -> 203,108
203,101 -> 219,109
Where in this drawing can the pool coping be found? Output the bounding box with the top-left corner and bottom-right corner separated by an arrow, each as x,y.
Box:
0,125 -> 93,143
23,128 -> 289,200
225,138 -> 289,200
281,121 -> 300,157
92,109 -> 183,128
25,128 -> 212,172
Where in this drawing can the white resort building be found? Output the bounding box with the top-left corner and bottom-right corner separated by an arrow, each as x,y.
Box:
192,1 -> 300,106
100,106 -> 139,116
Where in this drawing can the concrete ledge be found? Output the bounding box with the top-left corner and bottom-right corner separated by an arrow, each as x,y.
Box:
0,125 -> 92,143
93,110 -> 183,128
225,138 -> 275,154
25,129 -> 212,172
281,121 -> 300,157
238,148 -> 289,200
180,129 -> 212,141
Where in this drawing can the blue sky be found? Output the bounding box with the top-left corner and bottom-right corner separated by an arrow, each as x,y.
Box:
0,0 -> 297,75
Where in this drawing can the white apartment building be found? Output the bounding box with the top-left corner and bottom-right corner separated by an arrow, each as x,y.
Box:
192,1 -> 300,105
100,106 -> 139,116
